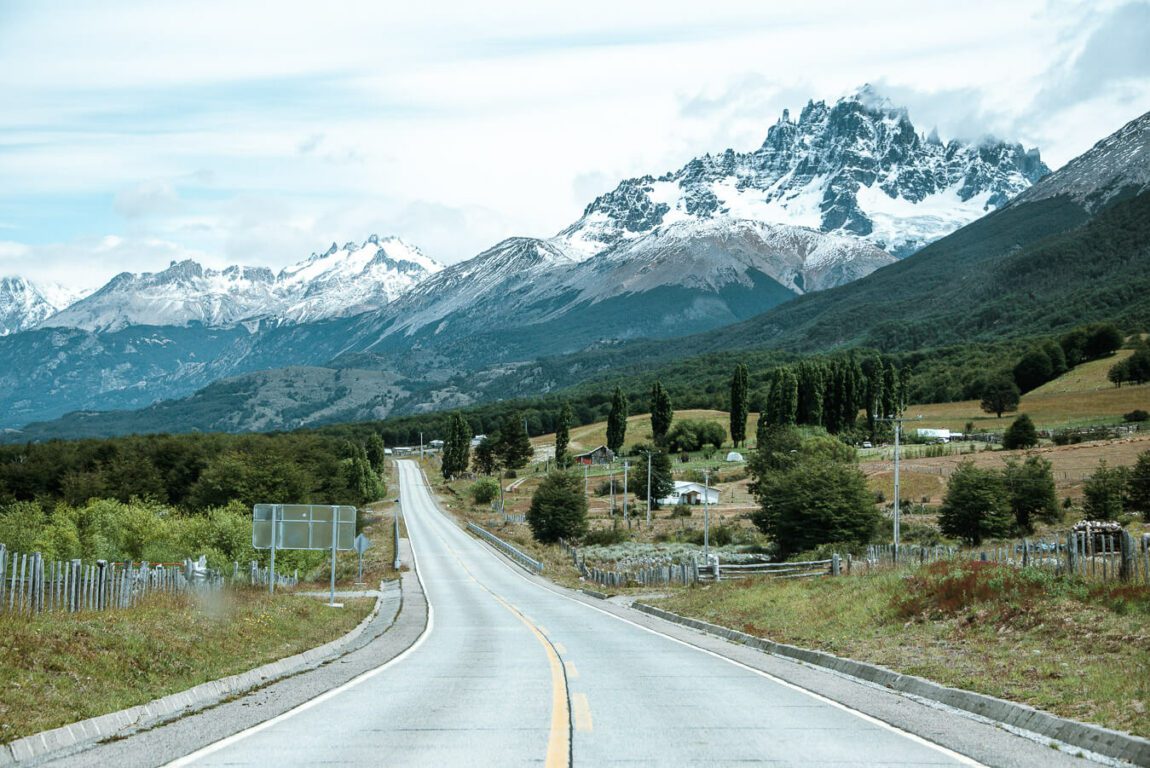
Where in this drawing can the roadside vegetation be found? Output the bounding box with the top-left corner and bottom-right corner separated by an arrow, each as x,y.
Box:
0,591 -> 374,742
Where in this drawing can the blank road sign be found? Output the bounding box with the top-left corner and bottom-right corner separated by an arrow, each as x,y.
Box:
252,504 -> 357,551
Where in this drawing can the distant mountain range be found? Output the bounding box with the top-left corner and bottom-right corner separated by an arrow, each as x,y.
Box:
38,235 -> 441,333
0,86 -> 1065,435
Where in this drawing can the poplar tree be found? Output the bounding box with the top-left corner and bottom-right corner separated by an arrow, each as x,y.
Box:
555,401 -> 572,468
650,381 -> 673,445
441,412 -> 472,479
606,387 -> 629,454
729,364 -> 749,447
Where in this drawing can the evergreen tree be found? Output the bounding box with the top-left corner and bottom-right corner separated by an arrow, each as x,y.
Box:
979,376 -> 1020,418
1004,455 -> 1058,532
474,437 -> 497,476
555,401 -> 572,469
1002,413 -> 1039,450
938,461 -> 1013,545
527,471 -> 588,543
729,364 -> 749,447
650,381 -> 673,446
1127,450 -> 1150,521
606,387 -> 629,454
497,413 -> 533,470
1083,460 -> 1129,520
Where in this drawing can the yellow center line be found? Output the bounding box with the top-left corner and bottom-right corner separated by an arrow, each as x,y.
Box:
445,546 -> 571,767
554,642 -> 568,655
564,660 -> 579,680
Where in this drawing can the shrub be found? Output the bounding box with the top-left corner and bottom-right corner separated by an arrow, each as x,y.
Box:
1123,409 -> 1149,423
526,472 -> 587,543
470,479 -> 499,506
1002,414 -> 1039,450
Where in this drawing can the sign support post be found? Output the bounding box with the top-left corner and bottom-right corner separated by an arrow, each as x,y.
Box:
328,506 -> 340,607
269,504 -> 278,595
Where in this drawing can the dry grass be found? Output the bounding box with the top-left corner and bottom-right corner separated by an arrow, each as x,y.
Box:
909,350 -> 1148,432
538,409 -> 760,453
654,564 -> 1150,738
0,591 -> 373,742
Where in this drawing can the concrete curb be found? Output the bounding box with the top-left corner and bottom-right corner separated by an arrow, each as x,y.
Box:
579,588 -> 608,600
0,582 -> 400,767
633,602 -> 1150,766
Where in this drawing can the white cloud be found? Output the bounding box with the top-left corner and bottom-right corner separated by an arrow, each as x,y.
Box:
0,0 -> 1146,291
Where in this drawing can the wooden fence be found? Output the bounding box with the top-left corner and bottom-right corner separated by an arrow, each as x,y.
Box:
0,543 -> 298,616
866,532 -> 1150,585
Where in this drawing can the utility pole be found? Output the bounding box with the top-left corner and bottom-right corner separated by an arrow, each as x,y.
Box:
610,462 -> 616,517
623,460 -> 630,529
877,414 -> 920,561
419,431 -> 424,460
646,450 -> 652,528
703,468 -> 711,559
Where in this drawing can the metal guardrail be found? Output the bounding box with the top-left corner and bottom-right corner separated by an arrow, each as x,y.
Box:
466,522 -> 544,574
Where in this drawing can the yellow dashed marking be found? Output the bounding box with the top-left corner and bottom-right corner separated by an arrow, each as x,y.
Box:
572,693 -> 593,733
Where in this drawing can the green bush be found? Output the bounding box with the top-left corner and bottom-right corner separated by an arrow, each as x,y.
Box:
526,472 -> 587,543
470,479 -> 499,506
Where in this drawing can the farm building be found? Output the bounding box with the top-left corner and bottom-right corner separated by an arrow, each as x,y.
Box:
659,481 -> 721,507
573,446 -> 615,465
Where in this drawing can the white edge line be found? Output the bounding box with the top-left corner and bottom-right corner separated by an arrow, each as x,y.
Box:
164,463 -> 434,767
462,508 -> 985,767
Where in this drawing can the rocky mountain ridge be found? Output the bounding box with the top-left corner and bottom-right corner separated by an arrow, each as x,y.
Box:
36,235 -> 441,333
561,84 -> 1048,259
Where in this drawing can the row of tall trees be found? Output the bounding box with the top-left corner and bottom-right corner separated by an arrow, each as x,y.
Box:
757,356 -> 906,438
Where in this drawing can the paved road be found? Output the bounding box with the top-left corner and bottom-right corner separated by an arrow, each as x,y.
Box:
169,461 -> 1087,767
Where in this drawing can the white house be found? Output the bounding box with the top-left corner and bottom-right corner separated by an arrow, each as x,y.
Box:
659,481 -> 721,507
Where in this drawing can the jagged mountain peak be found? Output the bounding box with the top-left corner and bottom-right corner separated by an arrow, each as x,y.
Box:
37,234 -> 442,332
562,85 -> 1049,260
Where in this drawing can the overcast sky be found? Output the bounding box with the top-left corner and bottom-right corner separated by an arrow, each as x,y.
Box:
1,0 -> 1148,289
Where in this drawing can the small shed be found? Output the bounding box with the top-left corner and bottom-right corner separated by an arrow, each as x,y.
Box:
573,445 -> 615,465
725,451 -> 744,462
658,481 -> 721,507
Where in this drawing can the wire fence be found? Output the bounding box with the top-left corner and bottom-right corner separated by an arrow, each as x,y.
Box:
0,544 -> 298,617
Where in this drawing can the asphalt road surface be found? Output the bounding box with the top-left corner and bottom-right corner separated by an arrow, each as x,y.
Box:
165,460 -> 1094,767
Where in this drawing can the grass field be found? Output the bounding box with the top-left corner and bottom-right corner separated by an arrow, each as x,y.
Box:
0,591 -> 373,742
654,562 -> 1150,738
908,350 -> 1148,432
543,409 -> 760,453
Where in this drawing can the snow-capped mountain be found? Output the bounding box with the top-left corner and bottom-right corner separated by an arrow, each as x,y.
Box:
353,217 -> 894,356
562,85 -> 1049,259
1010,110 -> 1150,212
0,276 -> 86,335
39,235 -> 441,333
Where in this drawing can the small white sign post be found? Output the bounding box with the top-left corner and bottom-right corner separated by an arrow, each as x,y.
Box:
353,533 -> 371,586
